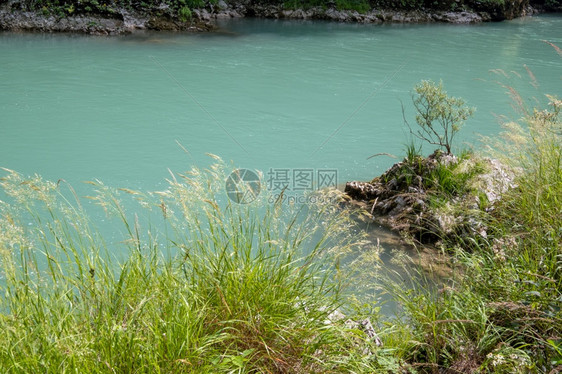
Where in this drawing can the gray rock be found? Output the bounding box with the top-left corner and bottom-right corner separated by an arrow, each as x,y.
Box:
394,196 -> 406,208
121,9 -> 148,30
1,0 -> 539,35
433,11 -> 483,23
217,0 -> 229,11
0,7 -> 216,34
325,310 -> 383,348
343,151 -> 516,245
325,9 -> 349,22
194,9 -> 212,21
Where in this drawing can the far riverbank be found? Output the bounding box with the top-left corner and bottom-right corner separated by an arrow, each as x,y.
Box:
0,0 -> 557,35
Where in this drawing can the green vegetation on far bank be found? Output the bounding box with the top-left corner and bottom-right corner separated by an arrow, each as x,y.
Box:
4,0 -> 561,21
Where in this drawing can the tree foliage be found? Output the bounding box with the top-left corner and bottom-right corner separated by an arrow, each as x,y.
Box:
407,80 -> 475,155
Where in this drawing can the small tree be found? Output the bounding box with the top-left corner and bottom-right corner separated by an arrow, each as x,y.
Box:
406,80 -> 475,155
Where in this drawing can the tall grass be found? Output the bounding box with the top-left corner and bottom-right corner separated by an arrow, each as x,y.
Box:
0,159 -> 383,373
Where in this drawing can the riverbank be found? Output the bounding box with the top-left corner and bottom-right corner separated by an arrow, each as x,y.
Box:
1,95 -> 560,371
0,0 -> 552,34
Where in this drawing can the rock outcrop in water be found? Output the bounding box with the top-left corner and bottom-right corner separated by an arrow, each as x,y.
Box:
344,151 -> 516,245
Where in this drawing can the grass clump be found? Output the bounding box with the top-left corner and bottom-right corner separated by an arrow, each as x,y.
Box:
0,159 -> 386,373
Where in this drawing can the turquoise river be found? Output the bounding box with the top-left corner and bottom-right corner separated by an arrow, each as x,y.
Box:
1,15 -> 561,192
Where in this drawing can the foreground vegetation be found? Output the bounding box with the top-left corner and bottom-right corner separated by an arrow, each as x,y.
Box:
0,161 -> 387,372
344,70 -> 561,372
